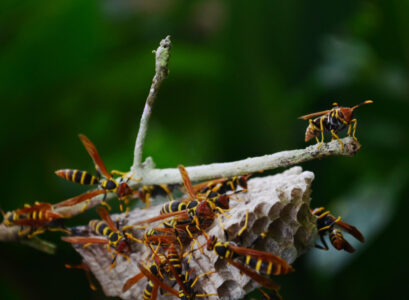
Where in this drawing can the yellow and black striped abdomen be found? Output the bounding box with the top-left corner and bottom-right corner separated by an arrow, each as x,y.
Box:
245,256 -> 279,276
55,169 -> 98,185
143,281 -> 155,300
160,200 -> 186,215
90,220 -> 122,247
167,248 -> 182,277
90,220 -> 111,236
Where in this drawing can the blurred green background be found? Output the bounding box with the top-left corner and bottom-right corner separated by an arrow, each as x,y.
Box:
1,0 -> 408,299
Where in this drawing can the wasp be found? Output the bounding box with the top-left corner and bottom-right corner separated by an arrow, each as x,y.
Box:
55,134 -> 136,210
165,244 -> 215,300
122,253 -> 178,299
137,261 -> 180,299
0,198 -> 84,237
299,100 -> 373,150
311,207 -> 365,253
62,207 -> 134,267
206,235 -> 294,291
193,174 -> 251,196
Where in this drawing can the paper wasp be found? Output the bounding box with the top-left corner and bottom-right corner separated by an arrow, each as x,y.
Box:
165,244 -> 215,300
137,261 -> 180,299
311,207 -> 365,253
124,255 -> 179,299
299,100 -> 373,150
62,207 -> 134,267
193,174 -> 251,196
55,134 -> 136,210
206,235 -> 294,291
0,200 -> 79,237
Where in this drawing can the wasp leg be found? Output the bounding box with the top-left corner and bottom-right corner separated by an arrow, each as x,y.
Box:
18,226 -> 32,237
237,209 -> 249,244
101,200 -> 112,211
316,117 -> 325,149
250,230 -> 268,247
330,130 -> 344,151
189,271 -> 217,297
350,119 -> 358,141
110,170 -> 127,177
27,228 -> 46,239
315,234 -> 329,251
186,224 -> 203,254
49,227 -> 71,234
125,232 -> 143,244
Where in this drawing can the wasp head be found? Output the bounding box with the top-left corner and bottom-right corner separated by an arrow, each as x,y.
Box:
196,200 -> 214,218
238,175 -> 249,190
116,238 -> 131,255
116,182 -> 134,198
214,194 -> 230,210
206,236 -> 217,251
339,107 -> 354,122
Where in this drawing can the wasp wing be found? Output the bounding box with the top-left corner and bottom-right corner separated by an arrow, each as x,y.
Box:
54,190 -> 105,208
178,165 -> 196,201
330,216 -> 365,242
78,134 -> 111,179
298,110 -> 331,120
122,272 -> 145,292
97,207 -> 119,232
227,259 -> 280,290
133,210 -> 188,225
137,262 -> 179,297
61,236 -> 108,245
227,244 -> 294,274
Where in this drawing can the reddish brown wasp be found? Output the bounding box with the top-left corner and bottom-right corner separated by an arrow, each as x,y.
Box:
299,100 -> 373,150
137,261 -> 180,299
206,235 -> 294,291
55,134 -> 136,210
62,207 -> 134,267
311,207 -> 365,253
1,202 -> 64,237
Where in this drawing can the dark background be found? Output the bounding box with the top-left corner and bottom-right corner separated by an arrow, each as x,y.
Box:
1,0 -> 408,299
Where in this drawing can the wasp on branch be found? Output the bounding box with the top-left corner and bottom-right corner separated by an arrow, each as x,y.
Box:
299,100 -> 373,150
0,195 -> 95,238
55,134 -> 137,211
1,202 -> 65,237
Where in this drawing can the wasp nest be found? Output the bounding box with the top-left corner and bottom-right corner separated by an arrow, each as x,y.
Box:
72,166 -> 316,299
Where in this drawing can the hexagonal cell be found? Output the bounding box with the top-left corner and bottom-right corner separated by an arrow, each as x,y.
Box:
297,203 -> 315,227
267,202 -> 283,220
217,280 -> 241,299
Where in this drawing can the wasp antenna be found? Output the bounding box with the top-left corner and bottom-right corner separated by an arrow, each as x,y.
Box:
0,208 -> 5,217
352,100 -> 373,110
332,102 -> 339,106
